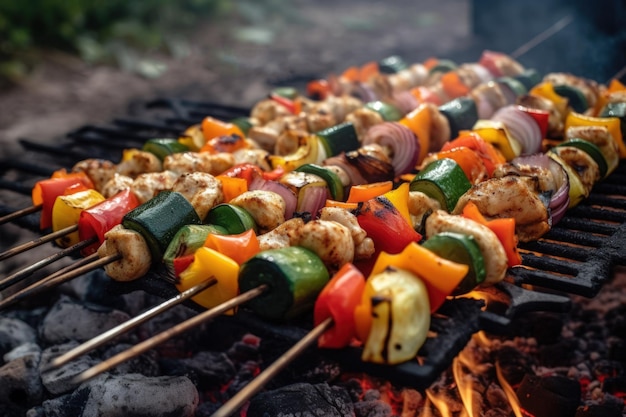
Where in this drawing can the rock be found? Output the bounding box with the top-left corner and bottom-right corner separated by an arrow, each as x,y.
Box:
0,354 -> 44,417
0,316 -> 38,359
38,295 -> 131,345
41,373 -> 198,417
40,342 -> 99,395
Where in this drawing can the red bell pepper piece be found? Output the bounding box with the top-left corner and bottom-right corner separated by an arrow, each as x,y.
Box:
32,173 -> 94,230
517,105 -> 550,138
354,195 -> 422,254
221,163 -> 264,187
173,254 -> 196,278
461,201 -> 522,267
314,263 -> 366,349
78,189 -> 140,256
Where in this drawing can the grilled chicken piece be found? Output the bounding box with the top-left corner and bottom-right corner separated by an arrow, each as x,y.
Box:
408,191 -> 441,231
295,220 -> 354,272
306,112 -> 337,133
230,190 -> 286,234
163,152 -> 234,176
131,171 -> 179,204
387,63 -> 429,92
98,225 -> 152,281
345,108 -> 385,142
453,175 -> 550,242
116,150 -> 161,178
250,98 -> 292,125
257,218 -> 305,251
232,148 -> 272,171
550,146 -> 600,195
72,159 -> 117,192
424,103 -> 452,152
248,125 -> 280,152
425,210 -> 507,284
319,207 -> 374,260
493,161 -> 559,195
101,174 -> 134,199
172,172 -> 224,220
470,82 -> 509,119
317,95 -> 363,123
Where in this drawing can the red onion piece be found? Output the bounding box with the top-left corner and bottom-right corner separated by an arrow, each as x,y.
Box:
298,184 -> 328,217
391,90 -> 419,114
324,154 -> 368,185
349,82 -> 378,103
362,122 -> 420,175
249,177 -> 297,219
492,105 -> 542,155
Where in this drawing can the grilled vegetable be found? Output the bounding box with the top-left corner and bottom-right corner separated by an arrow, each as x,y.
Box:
438,97 -> 479,139
122,191 -> 202,261
359,267 -> 430,365
314,263 -> 366,349
410,158 -> 471,212
239,246 -> 329,320
204,203 -> 258,234
295,163 -> 345,202
315,122 -> 361,158
142,138 -> 189,161
204,229 -> 260,265
162,224 -> 227,269
52,189 -> 106,247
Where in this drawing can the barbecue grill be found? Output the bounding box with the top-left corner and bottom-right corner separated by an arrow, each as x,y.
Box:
1,96 -> 625,396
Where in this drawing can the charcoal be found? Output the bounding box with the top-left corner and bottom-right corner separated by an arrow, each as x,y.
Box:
38,295 -> 131,345
246,382 -> 354,417
0,353 -> 44,416
41,373 -> 198,417
353,400 -> 393,417
575,404 -> 624,417
101,343 -> 160,377
0,316 -> 38,359
177,351 -> 236,387
516,374 -> 581,417
39,342 -> 99,395
4,342 -> 41,362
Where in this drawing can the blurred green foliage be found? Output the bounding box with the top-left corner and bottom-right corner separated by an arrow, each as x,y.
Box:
0,0 -> 230,85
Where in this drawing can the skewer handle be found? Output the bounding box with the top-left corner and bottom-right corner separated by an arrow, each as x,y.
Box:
45,277 -> 218,371
70,284 -> 269,385
0,204 -> 42,226
0,224 -> 78,262
210,317 -> 334,417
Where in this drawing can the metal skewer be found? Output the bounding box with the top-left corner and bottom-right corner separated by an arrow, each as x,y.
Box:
0,204 -> 42,226
0,236 -> 97,292
43,277 -> 218,372
510,15 -> 574,59
0,253 -> 120,311
0,224 -> 78,262
210,317 -> 334,417
69,284 -> 269,385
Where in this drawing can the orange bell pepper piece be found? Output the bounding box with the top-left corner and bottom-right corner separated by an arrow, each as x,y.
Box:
216,175 -> 248,203
442,131 -> 506,176
427,147 -> 489,184
204,229 -> 260,265
370,242 -> 469,313
399,103 -> 432,164
201,116 -> 245,142
346,181 -> 393,203
461,201 -> 522,267
441,71 -> 470,98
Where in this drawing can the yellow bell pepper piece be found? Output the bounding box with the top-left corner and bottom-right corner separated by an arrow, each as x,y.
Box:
371,242 -> 469,313
361,267 -> 430,365
548,152 -> 587,208
268,134 -> 325,172
382,182 -> 412,226
52,189 -> 105,247
471,120 -> 522,161
565,112 -> 626,159
178,124 -> 206,152
399,104 -> 432,165
530,82 -> 569,117
176,247 -> 240,315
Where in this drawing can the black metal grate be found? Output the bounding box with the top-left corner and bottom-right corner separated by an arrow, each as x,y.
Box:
0,98 -> 624,389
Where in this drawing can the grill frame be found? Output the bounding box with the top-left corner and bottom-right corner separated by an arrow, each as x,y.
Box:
0,97 -> 623,389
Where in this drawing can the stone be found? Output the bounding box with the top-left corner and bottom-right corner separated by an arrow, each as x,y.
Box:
0,316 -> 38,359
40,342 -> 99,395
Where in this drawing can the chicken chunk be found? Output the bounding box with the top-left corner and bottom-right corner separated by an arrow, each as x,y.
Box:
230,190 -> 286,234
232,148 -> 272,171
550,146 -> 600,195
425,210 -> 507,284
295,220 -> 354,272
319,207 -> 374,260
408,191 -> 441,231
101,174 -> 133,199
344,108 -> 385,142
171,172 -> 224,220
98,225 -> 152,281
131,171 -> 179,204
565,125 -> 619,175
163,152 -> 234,176
72,159 -> 117,192
257,218 -> 305,251
453,176 -> 550,242
116,150 -> 162,178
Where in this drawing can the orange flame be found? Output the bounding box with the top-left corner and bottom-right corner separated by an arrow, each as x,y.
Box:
496,360 -> 523,417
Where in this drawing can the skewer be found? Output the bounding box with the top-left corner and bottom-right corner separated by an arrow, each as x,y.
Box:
0,204 -> 42,226
0,224 -> 78,262
510,15 -> 574,59
0,253 -> 119,311
43,277 -> 218,372
210,317 -> 334,417
69,284 -> 268,385
0,236 -> 97,292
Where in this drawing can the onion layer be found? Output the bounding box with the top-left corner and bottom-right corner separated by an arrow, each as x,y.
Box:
492,105 -> 542,155
362,122 -> 420,175
249,176 -> 297,219
298,184 -> 328,217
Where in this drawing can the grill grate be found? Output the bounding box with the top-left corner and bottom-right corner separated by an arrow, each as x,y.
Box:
0,98 -> 624,389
